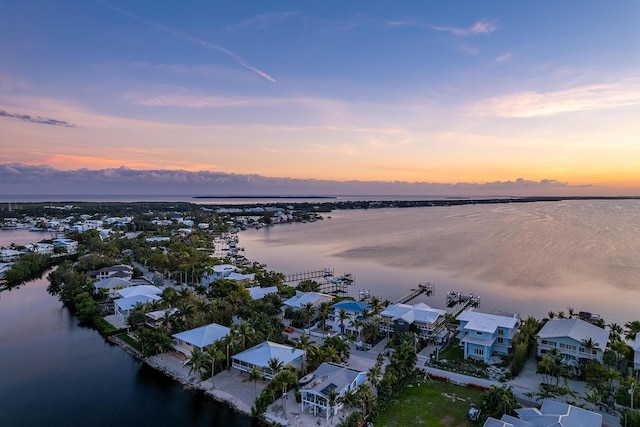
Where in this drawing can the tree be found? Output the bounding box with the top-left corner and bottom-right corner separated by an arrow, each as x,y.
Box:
267,357 -> 284,377
481,384 -> 519,419
338,308 -> 349,335
328,389 -> 339,423
300,302 -> 317,331
581,337 -> 601,361
318,301 -> 332,331
245,365 -> 263,400
186,347 -> 208,380
206,346 -> 226,388
608,322 -> 623,343
625,321 -> 640,341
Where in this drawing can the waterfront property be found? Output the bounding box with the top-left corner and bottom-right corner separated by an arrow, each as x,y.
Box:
28,242 -> 54,255
93,277 -> 135,298
0,248 -> 26,262
231,341 -> 304,380
247,286 -> 278,300
114,294 -> 161,322
299,362 -> 367,421
536,318 -> 609,365
283,291 -> 334,310
379,302 -> 446,341
482,398 -> 602,427
456,309 -> 520,363
200,264 -> 238,285
172,322 -> 230,358
328,300 -> 371,336
116,285 -> 162,299
89,264 -> 133,281
146,307 -> 179,328
634,332 -> 640,371
51,238 -> 78,254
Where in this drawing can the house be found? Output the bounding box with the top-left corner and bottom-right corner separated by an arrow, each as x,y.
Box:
283,291 -> 334,310
328,300 -> 371,336
93,277 -> 135,298
172,322 -> 230,357
28,242 -> 54,255
51,238 -> 78,254
537,318 -> 609,364
247,286 -> 279,300
633,332 -> 640,371
380,302 -> 446,341
231,341 -> 304,380
145,307 -> 179,329
226,272 -> 255,286
456,309 -> 520,363
114,294 -> 161,322
201,264 -> 238,285
300,362 -> 367,421
89,264 -> 133,281
0,262 -> 11,279
481,399 -> 602,427
0,249 -> 26,262
116,285 -> 162,299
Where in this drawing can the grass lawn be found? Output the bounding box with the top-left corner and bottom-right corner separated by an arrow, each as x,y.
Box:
374,380 -> 484,427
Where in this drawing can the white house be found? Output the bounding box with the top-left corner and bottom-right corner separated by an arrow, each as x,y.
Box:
0,262 -> 11,279
380,302 -> 446,341
300,362 -> 367,421
89,264 -> 133,281
172,323 -> 230,357
232,341 -> 304,380
537,318 -> 609,364
456,309 -> 520,363
93,277 -> 135,298
114,294 -> 161,322
28,242 -> 54,255
283,291 -> 334,310
247,286 -> 279,300
0,249 -> 26,262
145,307 -> 179,329
52,238 -> 78,254
634,332 -> 640,371
116,285 -> 162,299
201,264 -> 238,285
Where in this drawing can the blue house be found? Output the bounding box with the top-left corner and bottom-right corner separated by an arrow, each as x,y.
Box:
456,309 -> 520,363
329,300 -> 371,335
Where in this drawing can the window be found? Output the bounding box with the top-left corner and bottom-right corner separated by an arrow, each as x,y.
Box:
498,329 -> 505,336
476,331 -> 483,336
473,348 -> 484,356
497,337 -> 504,344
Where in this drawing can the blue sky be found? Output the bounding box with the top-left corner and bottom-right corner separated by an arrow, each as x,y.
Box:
1,1 -> 640,195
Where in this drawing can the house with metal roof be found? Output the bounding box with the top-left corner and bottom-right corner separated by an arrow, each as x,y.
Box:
380,302 -> 446,341
231,341 -> 304,380
300,362 -> 367,421
116,284 -> 162,299
456,309 -> 520,363
328,300 -> 371,336
537,318 -> 609,364
114,294 -> 161,322
247,286 -> 278,300
283,291 -> 334,310
172,322 -> 230,357
483,398 -> 603,426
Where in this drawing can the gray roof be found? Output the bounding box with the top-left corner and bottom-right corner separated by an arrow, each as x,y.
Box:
172,323 -> 230,348
300,362 -> 366,397
514,399 -> 602,427
458,309 -> 519,333
94,277 -> 134,290
232,341 -> 304,368
247,286 -> 278,300
283,291 -> 334,309
114,294 -> 161,311
116,285 -> 162,298
537,319 -> 609,350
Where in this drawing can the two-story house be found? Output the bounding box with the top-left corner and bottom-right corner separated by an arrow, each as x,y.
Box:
328,300 -> 371,336
456,309 -> 520,363
380,302 -> 446,341
537,318 -> 609,365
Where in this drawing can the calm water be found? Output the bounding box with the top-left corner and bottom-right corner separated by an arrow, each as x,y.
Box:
0,277 -> 253,427
240,200 -> 640,326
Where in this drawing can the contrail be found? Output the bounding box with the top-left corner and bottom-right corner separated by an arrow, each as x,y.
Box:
96,0 -> 276,83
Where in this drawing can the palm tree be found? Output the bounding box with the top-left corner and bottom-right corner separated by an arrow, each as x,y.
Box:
547,311 -> 556,320
245,365 -> 262,400
338,308 -> 349,335
625,320 -> 640,341
236,321 -> 255,351
367,365 -> 382,396
566,307 -> 576,319
186,347 -> 208,380
223,328 -> 238,370
295,334 -> 319,374
274,367 -> 297,419
301,302 -> 317,331
206,346 -> 226,388
361,321 -> 380,346
327,389 -> 340,423
482,384 -> 519,418
608,322 -> 623,343
267,357 -> 284,377
318,301 -> 332,332
581,337 -> 601,360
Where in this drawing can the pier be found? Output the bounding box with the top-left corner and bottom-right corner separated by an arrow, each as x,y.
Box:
446,291 -> 481,317
394,282 -> 435,304
283,268 -> 354,295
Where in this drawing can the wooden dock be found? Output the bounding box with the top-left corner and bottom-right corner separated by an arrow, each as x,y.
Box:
446,291 -> 481,316
394,282 -> 435,304
283,268 -> 354,295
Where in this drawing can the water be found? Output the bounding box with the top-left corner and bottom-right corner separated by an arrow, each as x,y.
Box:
0,277 -> 253,427
240,200 -> 640,326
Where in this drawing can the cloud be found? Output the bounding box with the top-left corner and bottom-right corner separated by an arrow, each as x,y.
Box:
495,52 -> 513,63
223,11 -> 300,32
431,20 -> 497,36
96,0 -> 276,83
0,73 -> 30,91
128,93 -> 287,108
0,109 -> 77,128
0,163 -> 583,197
476,77 -> 640,118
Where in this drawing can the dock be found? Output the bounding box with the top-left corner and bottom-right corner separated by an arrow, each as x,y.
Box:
283,268 -> 354,295
446,291 -> 481,316
394,282 -> 435,304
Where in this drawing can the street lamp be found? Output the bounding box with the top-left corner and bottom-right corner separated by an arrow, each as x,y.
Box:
630,382 -> 635,410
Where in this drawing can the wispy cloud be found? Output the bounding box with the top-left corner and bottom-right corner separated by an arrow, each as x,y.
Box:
223,11 -> 300,32
95,0 -> 276,83
129,93 -> 287,108
0,109 -> 77,128
0,72 -> 30,91
476,77 -> 640,118
431,20 -> 497,36
496,52 -> 513,63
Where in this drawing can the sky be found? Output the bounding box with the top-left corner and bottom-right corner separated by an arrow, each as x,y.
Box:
1,1 -> 640,196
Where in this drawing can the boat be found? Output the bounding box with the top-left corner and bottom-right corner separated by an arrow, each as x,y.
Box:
299,373 -> 315,385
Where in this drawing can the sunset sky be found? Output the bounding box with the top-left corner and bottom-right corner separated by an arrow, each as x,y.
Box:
2,1 -> 640,195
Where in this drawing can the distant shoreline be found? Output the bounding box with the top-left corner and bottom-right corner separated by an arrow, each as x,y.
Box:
193,195 -> 336,199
